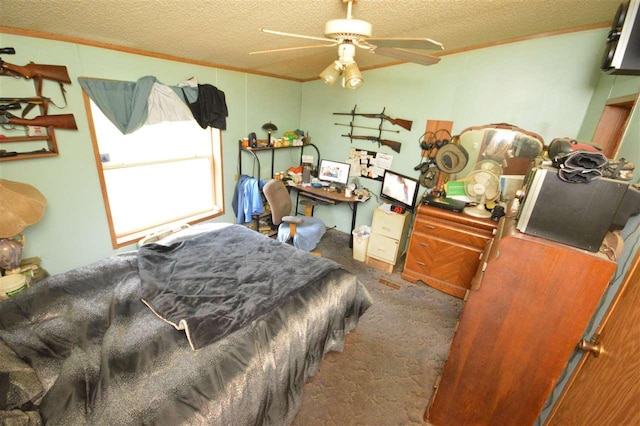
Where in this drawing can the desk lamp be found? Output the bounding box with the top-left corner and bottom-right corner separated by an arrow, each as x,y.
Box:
262,122 -> 278,146
0,179 -> 46,271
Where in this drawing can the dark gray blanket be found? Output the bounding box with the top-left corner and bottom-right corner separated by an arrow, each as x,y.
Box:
139,225 -> 341,350
0,224 -> 373,425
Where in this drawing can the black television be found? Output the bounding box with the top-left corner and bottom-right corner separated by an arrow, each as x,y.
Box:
380,169 -> 420,211
601,0 -> 640,75
318,159 -> 351,186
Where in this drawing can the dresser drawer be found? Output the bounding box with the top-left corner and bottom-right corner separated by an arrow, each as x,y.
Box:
413,217 -> 492,249
404,234 -> 484,291
371,209 -> 409,239
367,233 -> 400,264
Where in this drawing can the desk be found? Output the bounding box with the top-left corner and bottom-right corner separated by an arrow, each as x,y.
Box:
288,184 -> 369,248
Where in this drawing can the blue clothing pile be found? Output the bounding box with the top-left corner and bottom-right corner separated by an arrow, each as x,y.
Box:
232,175 -> 266,224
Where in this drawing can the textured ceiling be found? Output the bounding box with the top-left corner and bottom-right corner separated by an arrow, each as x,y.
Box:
0,0 -> 619,81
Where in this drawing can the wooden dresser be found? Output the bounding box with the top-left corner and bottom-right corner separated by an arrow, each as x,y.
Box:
402,204 -> 497,298
425,218 -> 617,426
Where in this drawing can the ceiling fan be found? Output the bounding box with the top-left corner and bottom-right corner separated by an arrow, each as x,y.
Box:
250,0 -> 444,89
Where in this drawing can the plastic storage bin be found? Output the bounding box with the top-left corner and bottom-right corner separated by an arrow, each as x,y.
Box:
352,225 -> 371,262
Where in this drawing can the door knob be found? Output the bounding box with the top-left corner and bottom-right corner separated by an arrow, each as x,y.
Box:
579,338 -> 603,357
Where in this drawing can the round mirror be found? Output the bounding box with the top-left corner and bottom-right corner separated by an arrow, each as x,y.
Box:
456,123 -> 544,178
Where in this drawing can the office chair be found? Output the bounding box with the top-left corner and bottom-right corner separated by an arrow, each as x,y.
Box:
263,179 -> 326,252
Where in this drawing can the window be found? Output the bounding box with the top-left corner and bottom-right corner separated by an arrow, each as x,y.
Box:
84,95 -> 224,248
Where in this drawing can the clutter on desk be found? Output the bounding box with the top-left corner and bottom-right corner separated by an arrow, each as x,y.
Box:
354,188 -> 370,201
379,203 -> 393,212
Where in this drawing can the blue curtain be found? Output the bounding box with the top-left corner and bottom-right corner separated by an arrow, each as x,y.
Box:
78,76 -> 199,135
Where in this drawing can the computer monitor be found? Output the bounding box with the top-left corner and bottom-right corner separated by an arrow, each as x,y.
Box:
318,159 -> 351,186
380,169 -> 420,211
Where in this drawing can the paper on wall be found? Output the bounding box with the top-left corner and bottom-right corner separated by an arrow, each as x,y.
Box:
374,152 -> 393,169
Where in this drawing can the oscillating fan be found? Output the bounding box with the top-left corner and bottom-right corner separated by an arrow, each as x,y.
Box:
475,160 -> 503,176
462,169 -> 501,218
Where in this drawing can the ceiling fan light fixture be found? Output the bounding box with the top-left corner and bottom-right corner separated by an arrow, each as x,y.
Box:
320,60 -> 343,87
324,18 -> 372,41
255,0 -> 444,81
342,62 -> 363,89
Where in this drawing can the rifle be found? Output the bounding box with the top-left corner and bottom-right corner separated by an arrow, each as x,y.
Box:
342,134 -> 402,153
0,96 -> 59,117
0,111 -> 77,130
1,47 -> 71,97
0,96 -> 52,105
333,110 -> 413,131
0,102 -> 21,112
334,122 -> 400,133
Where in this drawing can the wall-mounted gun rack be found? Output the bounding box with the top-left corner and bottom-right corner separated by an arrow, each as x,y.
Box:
0,47 -> 77,162
333,104 -> 413,153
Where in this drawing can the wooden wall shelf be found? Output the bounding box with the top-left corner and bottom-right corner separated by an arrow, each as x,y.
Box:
0,127 -> 59,162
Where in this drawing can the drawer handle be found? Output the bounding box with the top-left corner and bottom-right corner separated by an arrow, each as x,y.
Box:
382,226 -> 391,231
417,261 -> 426,266
419,242 -> 430,247
423,224 -> 436,230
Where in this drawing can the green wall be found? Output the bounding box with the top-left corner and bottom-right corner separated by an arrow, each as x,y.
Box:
300,29 -> 609,232
0,33 -> 302,275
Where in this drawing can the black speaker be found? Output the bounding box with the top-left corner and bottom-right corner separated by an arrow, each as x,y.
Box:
516,167 -> 628,252
610,184 -> 640,230
602,0 -> 640,75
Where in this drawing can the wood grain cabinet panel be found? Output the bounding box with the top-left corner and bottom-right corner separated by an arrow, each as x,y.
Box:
425,220 -> 617,426
402,204 -> 496,298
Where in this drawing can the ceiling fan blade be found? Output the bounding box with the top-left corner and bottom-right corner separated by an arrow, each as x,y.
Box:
261,28 -> 337,44
374,47 -> 441,66
250,43 -> 337,55
367,37 -> 444,51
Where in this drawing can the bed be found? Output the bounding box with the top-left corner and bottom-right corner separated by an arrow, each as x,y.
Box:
0,223 -> 373,425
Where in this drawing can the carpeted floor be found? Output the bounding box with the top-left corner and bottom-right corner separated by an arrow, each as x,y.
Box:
292,229 -> 463,426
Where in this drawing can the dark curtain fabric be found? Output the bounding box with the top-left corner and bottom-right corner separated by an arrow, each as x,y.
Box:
78,76 -> 225,134
181,84 -> 228,130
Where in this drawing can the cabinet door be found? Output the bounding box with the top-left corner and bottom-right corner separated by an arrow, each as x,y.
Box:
546,253 -> 640,426
426,233 -> 617,426
367,233 -> 399,264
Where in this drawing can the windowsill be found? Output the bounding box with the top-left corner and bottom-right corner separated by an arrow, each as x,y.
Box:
113,208 -> 224,248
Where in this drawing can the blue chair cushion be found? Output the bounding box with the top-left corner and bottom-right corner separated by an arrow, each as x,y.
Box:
277,216 -> 326,252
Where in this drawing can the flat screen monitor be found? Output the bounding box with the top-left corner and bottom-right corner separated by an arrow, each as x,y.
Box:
380,169 -> 420,211
318,159 -> 351,186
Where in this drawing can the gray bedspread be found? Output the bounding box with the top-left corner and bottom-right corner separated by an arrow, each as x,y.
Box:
139,225 -> 341,350
0,225 -> 373,425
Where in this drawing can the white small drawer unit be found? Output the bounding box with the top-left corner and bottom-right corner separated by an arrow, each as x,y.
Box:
366,207 -> 411,269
